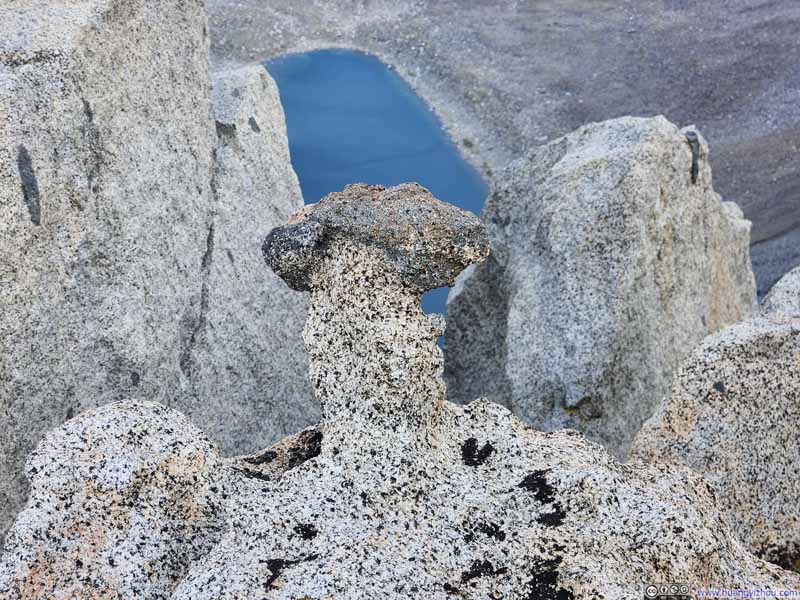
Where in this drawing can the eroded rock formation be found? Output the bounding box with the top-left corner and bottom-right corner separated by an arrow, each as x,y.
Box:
0,1 -> 313,542
444,116 -> 757,458
4,184 -> 789,598
172,185 -> 794,598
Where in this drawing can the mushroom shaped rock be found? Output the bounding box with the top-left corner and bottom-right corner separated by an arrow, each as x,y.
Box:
263,182 -> 490,293
172,184 -> 797,599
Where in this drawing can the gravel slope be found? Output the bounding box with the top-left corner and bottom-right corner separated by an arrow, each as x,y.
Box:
208,0 -> 800,295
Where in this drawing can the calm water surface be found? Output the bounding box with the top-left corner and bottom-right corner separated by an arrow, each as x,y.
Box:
265,49 -> 488,315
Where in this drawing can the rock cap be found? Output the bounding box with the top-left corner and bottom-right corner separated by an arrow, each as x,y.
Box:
263,183 -> 489,291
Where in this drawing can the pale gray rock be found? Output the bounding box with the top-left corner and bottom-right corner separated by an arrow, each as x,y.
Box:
762,265 -> 800,318
0,0 -> 215,546
631,317 -> 800,571
171,184 -> 795,598
0,2 -> 312,545
0,400 -> 225,599
444,116 -> 757,459
191,64 -> 315,455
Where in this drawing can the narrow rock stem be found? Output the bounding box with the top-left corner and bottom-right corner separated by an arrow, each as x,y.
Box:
305,242 -> 445,455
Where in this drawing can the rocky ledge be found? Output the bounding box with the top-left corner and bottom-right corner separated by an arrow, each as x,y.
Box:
2,184 -> 797,599
633,264 -> 800,570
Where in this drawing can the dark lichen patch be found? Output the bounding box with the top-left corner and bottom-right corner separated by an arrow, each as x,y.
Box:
460,559 -> 507,583
465,521 -> 506,542
537,504 -> 566,527
293,523 -> 318,540
201,224 -> 215,270
81,99 -> 104,194
233,466 -> 272,482
685,131 -> 700,184
286,428 -> 323,470
761,546 -> 800,573
16,145 -> 41,225
517,469 -> 556,503
243,449 -> 278,465
443,581 -> 460,595
264,554 -> 319,589
215,121 -> 238,147
461,437 -> 495,466
248,116 -> 261,133
178,223 -> 214,376
523,557 -> 575,600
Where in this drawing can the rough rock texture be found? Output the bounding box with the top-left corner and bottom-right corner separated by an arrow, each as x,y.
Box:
2,185 -> 796,597
0,0 -> 215,547
0,400 -> 225,599
444,116 -> 757,459
207,0 -> 800,297
0,2 -> 312,545
171,185 -> 795,598
762,265 -> 800,318
631,317 -> 800,571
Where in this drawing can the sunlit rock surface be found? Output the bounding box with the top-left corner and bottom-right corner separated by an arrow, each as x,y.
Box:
444,116 -> 757,459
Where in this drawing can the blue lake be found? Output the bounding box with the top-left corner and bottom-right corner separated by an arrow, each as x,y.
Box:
265,49 -> 488,315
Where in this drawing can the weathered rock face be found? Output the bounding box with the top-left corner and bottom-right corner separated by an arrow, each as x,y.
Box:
631,316 -> 800,571
445,116 -> 757,458
0,400 -> 225,599
762,265 -> 800,318
173,184 -> 794,598
0,2 -> 312,544
0,0 -> 215,547
191,65 -> 315,454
